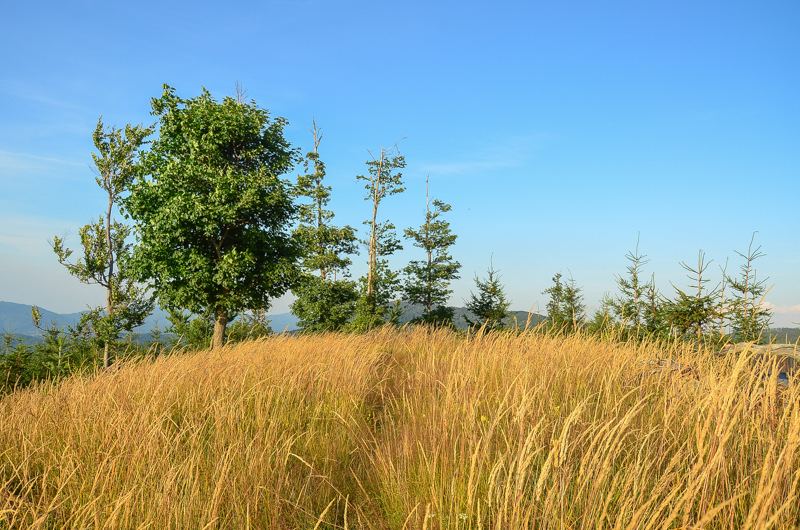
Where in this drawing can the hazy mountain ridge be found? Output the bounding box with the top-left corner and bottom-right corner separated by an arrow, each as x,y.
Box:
4,301 -> 796,343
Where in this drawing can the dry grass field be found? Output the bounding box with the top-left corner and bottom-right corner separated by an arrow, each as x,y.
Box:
1,327 -> 798,529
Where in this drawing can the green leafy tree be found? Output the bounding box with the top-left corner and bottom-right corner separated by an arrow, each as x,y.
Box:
464,260 -> 511,331
123,85 -> 300,350
726,234 -> 773,343
403,178 -> 461,327
51,118 -> 154,367
352,144 -> 406,329
543,272 -> 586,333
290,120 -> 359,332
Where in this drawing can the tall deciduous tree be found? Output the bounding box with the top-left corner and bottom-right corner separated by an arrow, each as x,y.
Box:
290,120 -> 359,331
403,178 -> 461,326
51,118 -> 154,367
464,259 -> 511,331
123,85 -> 300,350
351,143 -> 406,329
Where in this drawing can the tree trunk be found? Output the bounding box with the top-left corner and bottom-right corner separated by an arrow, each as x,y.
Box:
104,190 -> 114,369
213,310 -> 228,350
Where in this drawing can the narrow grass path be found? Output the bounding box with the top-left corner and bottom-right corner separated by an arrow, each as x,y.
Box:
1,328 -> 798,529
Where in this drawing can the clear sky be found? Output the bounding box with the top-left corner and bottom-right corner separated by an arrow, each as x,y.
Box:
1,0 -> 798,326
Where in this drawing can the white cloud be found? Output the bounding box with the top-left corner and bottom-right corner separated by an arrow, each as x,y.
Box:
763,301 -> 800,314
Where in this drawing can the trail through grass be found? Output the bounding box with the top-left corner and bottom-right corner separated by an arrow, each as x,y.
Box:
1,327 -> 798,529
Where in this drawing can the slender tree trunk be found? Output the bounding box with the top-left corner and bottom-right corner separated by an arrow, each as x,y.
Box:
213,310 -> 228,350
104,191 -> 114,368
425,178 -> 432,316
366,152 -> 383,299
312,120 -> 326,281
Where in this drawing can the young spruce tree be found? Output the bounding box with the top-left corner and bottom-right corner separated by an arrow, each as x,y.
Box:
726,234 -> 773,343
464,259 -> 511,331
290,121 -> 359,332
542,272 -> 586,333
608,237 -> 653,333
403,178 -> 461,327
666,250 -> 719,342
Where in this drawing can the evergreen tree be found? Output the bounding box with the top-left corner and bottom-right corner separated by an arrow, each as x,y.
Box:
464,260 -> 511,331
587,295 -> 614,334
665,250 -> 719,341
290,120 -> 359,332
51,118 -> 154,367
403,178 -> 461,327
726,234 -> 773,342
543,272 -> 586,333
608,237 -> 652,332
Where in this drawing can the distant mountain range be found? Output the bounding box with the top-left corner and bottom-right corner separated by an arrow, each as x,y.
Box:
1,300 -> 545,341
0,301 -> 300,341
5,301 -> 794,343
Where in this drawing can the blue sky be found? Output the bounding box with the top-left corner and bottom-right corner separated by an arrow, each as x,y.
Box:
1,0 -> 799,325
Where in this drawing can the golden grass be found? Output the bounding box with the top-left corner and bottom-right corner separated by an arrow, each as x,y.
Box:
1,327 -> 798,529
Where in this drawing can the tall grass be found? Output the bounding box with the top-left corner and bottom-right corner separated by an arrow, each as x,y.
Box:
0,327 -> 798,529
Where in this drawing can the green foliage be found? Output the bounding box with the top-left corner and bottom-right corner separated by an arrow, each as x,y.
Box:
350,257 -> 402,332
292,275 -> 358,332
0,325 -> 99,394
542,272 -> 586,333
351,219 -> 404,331
665,250 -> 720,342
607,237 -> 652,330
165,310 -> 214,351
586,296 -> 615,335
354,145 -> 406,329
50,117 -> 154,366
290,121 -> 359,332
725,234 -> 773,343
403,182 -> 461,328
227,310 -> 274,342
464,261 -> 511,331
123,85 -> 301,349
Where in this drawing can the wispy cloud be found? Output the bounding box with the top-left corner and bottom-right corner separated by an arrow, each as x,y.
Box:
417,133 -> 550,176
0,80 -> 87,112
0,150 -> 84,170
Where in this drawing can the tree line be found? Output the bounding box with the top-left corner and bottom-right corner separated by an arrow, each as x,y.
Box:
1,84 -> 780,390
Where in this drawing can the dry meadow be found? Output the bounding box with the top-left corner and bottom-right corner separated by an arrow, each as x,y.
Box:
1,327 -> 798,529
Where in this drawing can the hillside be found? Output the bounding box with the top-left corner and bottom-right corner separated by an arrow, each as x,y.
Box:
1,328 -> 797,528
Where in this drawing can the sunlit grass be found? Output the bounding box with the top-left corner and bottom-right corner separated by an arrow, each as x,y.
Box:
1,327 -> 798,529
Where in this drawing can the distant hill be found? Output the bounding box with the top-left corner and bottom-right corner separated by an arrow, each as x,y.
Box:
768,328 -> 800,344
0,301 -> 84,337
398,303 -> 546,329
0,301 -> 296,339
1,301 -> 544,341
9,300 -> 792,341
